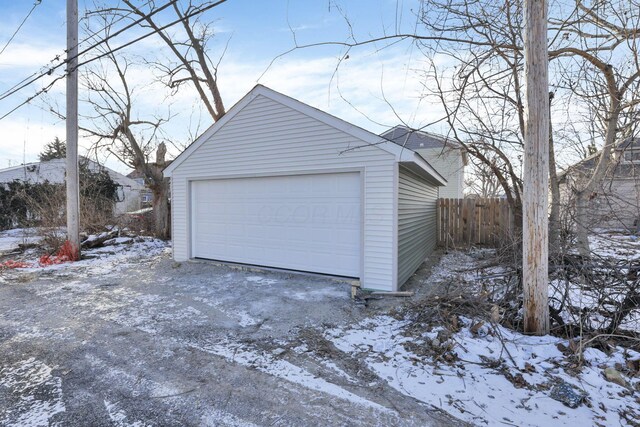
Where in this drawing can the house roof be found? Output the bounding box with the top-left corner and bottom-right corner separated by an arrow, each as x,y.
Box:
558,137 -> 640,180
163,85 -> 447,186
558,151 -> 599,178
381,125 -> 457,151
380,125 -> 468,167
126,170 -> 144,180
0,158 -> 143,190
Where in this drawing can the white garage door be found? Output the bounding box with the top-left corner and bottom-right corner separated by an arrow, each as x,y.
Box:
191,172 -> 361,277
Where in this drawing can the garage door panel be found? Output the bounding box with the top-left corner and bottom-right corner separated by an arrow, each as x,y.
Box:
191,172 -> 361,277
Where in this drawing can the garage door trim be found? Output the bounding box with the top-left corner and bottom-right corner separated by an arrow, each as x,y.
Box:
187,168 -> 365,279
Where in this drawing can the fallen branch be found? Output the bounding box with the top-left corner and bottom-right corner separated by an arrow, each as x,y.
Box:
370,291 -> 415,297
81,230 -> 119,249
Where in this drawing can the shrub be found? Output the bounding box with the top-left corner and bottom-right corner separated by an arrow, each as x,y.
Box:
0,161 -> 121,232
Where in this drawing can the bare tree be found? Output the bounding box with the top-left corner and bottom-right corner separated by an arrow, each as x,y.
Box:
420,0 -> 640,257
69,0 -> 230,238
416,0 -> 530,233
81,41 -> 172,238
44,46 -> 172,237
464,151 -> 507,198
279,0 -> 639,258
120,0 -> 227,121
549,0 -> 640,256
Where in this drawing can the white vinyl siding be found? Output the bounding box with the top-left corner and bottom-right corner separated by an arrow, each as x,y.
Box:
416,148 -> 464,199
171,94 -> 397,291
397,165 -> 438,286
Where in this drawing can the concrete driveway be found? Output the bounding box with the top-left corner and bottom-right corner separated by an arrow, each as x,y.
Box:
0,243 -> 458,426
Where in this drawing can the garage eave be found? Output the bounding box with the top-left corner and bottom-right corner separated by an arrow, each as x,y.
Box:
399,151 -> 447,186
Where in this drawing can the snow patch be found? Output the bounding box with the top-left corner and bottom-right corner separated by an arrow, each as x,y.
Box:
0,228 -> 43,252
590,232 -> 640,261
245,276 -> 278,286
0,358 -> 65,426
186,337 -> 392,414
327,315 -> 640,426
193,296 -> 259,327
104,400 -> 148,427
287,288 -> 347,301
321,360 -> 358,383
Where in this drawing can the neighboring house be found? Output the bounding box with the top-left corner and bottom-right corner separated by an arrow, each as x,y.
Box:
0,158 -> 143,214
126,169 -> 154,207
559,138 -> 640,231
127,161 -> 174,208
381,126 -> 467,198
164,85 -> 447,292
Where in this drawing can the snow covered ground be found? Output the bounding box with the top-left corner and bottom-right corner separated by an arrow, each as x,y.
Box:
1,227 -> 638,426
547,231 -> 640,333
0,228 -> 43,252
590,231 -> 640,261
324,314 -> 639,426
324,231 -> 640,426
0,227 -> 168,276
2,228 -> 446,426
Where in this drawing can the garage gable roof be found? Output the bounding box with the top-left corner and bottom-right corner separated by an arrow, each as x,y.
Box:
164,85 -> 446,185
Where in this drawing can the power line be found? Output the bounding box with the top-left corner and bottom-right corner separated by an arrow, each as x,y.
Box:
0,76 -> 63,122
0,1 -> 155,99
0,0 -> 179,102
0,0 -> 43,57
76,0 -> 228,69
78,0 -> 155,47
0,0 -> 227,122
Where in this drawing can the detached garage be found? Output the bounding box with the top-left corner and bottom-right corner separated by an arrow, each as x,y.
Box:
164,85 -> 446,292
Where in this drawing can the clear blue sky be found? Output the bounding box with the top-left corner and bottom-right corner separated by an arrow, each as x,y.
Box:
0,0 -> 438,172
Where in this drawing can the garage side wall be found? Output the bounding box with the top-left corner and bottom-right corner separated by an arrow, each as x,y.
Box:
171,94 -> 398,291
397,165 -> 438,287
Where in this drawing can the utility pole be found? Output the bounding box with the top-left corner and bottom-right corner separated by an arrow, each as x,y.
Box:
66,0 -> 80,259
523,0 -> 549,335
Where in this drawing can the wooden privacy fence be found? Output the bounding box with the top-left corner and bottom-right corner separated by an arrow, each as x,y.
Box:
438,198 -> 514,247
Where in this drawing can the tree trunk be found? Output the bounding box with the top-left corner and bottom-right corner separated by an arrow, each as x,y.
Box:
548,93 -> 561,256
571,112 -> 620,256
574,190 -> 590,258
512,199 -> 523,236
152,178 -> 170,240
569,65 -> 621,257
150,142 -> 170,240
